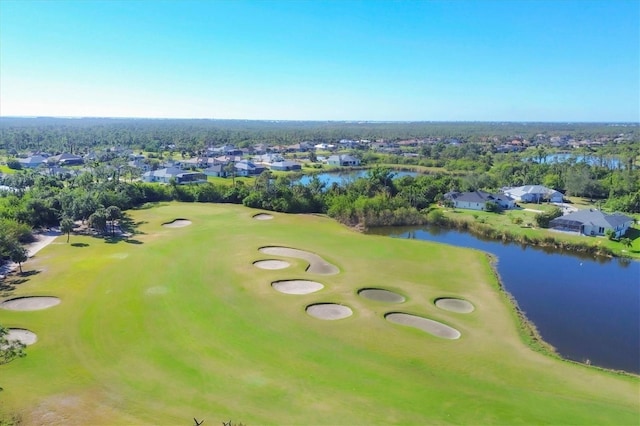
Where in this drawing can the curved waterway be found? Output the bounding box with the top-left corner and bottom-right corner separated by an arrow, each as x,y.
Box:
369,225 -> 640,374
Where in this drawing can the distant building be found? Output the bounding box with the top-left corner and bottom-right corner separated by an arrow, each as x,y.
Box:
270,160 -> 302,172
327,154 -> 360,167
18,155 -> 47,168
142,167 -> 207,184
444,191 -> 515,211
502,185 -> 563,203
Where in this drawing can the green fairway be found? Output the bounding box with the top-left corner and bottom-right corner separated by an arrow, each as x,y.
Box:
0,203 -> 638,425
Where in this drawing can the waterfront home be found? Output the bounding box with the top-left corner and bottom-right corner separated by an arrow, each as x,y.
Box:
327,154 -> 361,167
444,191 -> 515,211
270,160 -> 302,171
502,185 -> 564,203
18,155 -> 47,168
549,209 -> 634,238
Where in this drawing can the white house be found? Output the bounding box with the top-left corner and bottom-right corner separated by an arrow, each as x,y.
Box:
142,167 -> 207,184
327,154 -> 360,167
502,185 -> 563,203
444,191 -> 515,211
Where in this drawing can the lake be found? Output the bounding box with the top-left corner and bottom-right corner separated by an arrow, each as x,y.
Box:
533,153 -> 622,169
369,225 -> 640,374
296,170 -> 418,186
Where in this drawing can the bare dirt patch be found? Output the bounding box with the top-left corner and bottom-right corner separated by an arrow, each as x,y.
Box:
272,280 -> 324,294
306,303 -> 353,320
435,298 -> 475,313
253,213 -> 274,220
253,259 -> 290,270
358,288 -> 405,303
0,296 -> 61,311
162,219 -> 192,228
385,312 -> 461,339
6,328 -> 37,345
259,246 -> 339,275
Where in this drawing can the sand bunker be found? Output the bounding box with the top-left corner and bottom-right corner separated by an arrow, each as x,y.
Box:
306,303 -> 353,320
435,298 -> 475,313
272,280 -> 324,294
358,288 -> 405,303
0,296 -> 61,311
253,213 -> 274,220
259,246 -> 339,275
162,219 -> 192,228
6,329 -> 37,346
253,259 -> 290,270
385,313 -> 461,339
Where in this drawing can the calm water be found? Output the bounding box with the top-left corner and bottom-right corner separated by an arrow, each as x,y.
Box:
369,226 -> 640,374
297,170 -> 417,186
534,153 -> 622,169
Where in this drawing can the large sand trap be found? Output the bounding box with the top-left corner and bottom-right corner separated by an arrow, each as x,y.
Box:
253,213 -> 274,220
253,259 -> 290,270
162,219 -> 192,228
435,298 -> 475,313
259,246 -> 339,275
0,296 -> 61,311
272,280 -> 324,294
306,303 -> 353,320
358,288 -> 405,303
6,329 -> 37,346
385,312 -> 461,339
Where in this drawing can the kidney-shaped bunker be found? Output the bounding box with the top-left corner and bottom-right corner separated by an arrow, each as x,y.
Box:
0,296 -> 61,311
253,259 -> 290,270
5,329 -> 37,346
385,312 -> 461,339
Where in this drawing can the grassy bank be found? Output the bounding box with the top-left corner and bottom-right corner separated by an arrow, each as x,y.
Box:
0,203 -> 638,424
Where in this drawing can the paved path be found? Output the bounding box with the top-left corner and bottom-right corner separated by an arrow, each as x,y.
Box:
0,229 -> 61,277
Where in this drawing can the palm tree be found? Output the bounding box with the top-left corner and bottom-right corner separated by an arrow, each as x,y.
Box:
60,217 -> 74,243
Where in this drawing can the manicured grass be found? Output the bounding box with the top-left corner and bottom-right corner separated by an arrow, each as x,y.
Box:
0,164 -> 16,175
0,203 -> 638,424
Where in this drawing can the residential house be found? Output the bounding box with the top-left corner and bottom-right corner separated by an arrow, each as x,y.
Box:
444,191 -> 515,211
270,160 -> 302,172
502,185 -> 563,203
327,154 -> 361,167
18,155 -> 47,168
142,167 -> 207,184
49,153 -> 84,166
202,164 -> 227,177
549,209 -> 634,238
234,160 -> 266,177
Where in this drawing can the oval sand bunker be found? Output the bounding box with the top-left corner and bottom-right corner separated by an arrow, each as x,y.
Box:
6,329 -> 37,346
272,280 -> 324,294
253,259 -> 290,270
0,296 -> 61,311
358,288 -> 405,303
253,213 -> 274,220
435,298 -> 475,313
162,219 -> 192,228
385,313 -> 461,339
306,303 -> 353,320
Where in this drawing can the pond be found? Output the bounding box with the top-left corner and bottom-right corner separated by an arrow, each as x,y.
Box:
296,170 -> 418,186
531,153 -> 622,169
369,225 -> 640,374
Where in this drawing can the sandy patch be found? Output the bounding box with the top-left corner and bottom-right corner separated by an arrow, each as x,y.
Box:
253,259 -> 290,270
253,213 -> 274,220
0,296 -> 61,311
435,298 -> 475,313
272,280 -> 324,294
306,303 -> 353,320
358,288 -> 405,303
6,328 -> 38,345
259,246 -> 339,275
385,313 -> 461,339
145,286 -> 169,295
162,219 -> 192,228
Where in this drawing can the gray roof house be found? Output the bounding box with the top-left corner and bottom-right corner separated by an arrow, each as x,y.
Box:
270,160 -> 302,172
503,185 -> 563,203
234,160 -> 266,176
549,209 -> 634,238
18,155 -> 47,168
142,167 -> 207,184
49,153 -> 84,166
444,190 -> 515,211
327,154 -> 360,167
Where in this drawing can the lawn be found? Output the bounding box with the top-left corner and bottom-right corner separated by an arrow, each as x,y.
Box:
0,203 -> 638,425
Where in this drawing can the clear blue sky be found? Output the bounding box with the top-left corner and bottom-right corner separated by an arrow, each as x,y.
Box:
1,0 -> 638,121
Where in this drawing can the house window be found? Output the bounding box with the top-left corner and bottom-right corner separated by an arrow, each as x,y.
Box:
599,227 -> 604,233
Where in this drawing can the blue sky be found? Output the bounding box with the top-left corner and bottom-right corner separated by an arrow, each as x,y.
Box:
1,0 -> 638,121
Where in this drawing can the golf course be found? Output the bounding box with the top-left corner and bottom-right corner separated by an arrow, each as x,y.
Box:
0,202 -> 638,425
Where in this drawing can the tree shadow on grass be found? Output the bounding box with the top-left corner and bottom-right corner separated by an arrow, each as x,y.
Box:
0,270 -> 41,296
71,242 -> 89,248
125,239 -> 143,245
